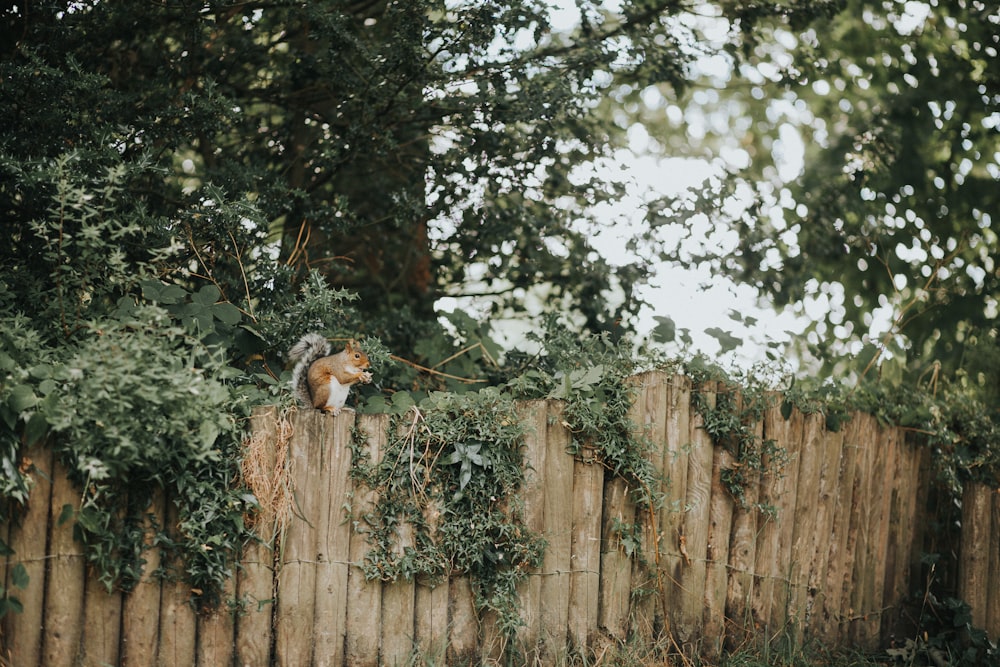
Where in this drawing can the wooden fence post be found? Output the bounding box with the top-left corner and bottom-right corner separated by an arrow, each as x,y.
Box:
785,411 -> 822,643
157,497 -> 197,667
703,418 -> 735,660
959,481 -> 993,633
2,443 -> 53,667
538,402 -> 574,662
275,410 -> 326,666
515,399 -> 549,663
623,371 -> 669,642
80,562 -> 122,667
346,413 -> 388,667
674,382 -> 716,650
568,442 -> 603,651
660,376 -> 691,646
988,489 -> 1000,640
313,411 -> 354,667
724,390 -> 762,651
818,412 -> 863,645
41,460 -> 86,667
235,405 -> 284,667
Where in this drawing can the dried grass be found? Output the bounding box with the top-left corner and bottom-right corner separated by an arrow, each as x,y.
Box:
240,406 -> 295,542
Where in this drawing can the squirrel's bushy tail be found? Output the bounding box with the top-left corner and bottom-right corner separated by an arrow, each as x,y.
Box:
289,332 -> 330,408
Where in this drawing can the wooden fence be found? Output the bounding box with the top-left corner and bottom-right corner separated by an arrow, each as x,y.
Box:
0,370 -> 977,667
959,482 -> 1000,639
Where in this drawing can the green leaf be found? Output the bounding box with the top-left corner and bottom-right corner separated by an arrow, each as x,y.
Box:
192,285 -> 222,306
825,411 -> 846,433
705,327 -> 743,353
23,412 -> 48,446
57,503 -> 75,526
388,391 -> 416,415
212,302 -> 242,325
651,315 -> 676,343
11,563 -> 29,589
8,385 -> 38,412
141,280 -> 187,305
0,596 -> 24,617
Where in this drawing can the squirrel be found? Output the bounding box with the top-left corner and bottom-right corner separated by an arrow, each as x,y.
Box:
288,333 -> 373,415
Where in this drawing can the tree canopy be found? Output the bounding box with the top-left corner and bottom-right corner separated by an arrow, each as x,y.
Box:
649,0 -> 1000,403
0,0 -> 786,605
3,0 -> 999,612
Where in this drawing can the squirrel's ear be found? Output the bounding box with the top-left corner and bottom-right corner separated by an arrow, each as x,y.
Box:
346,338 -> 358,351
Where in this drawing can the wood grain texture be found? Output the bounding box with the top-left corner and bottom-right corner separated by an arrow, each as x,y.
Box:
41,460 -> 85,667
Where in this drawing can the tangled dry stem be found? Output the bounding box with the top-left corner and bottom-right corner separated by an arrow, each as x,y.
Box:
240,407 -> 294,542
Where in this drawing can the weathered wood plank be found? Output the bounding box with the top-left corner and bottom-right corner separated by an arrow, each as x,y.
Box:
80,571 -> 122,667
818,413 -> 863,644
749,397 -> 787,634
959,481 -> 992,632
514,399 -> 549,663
703,432 -> 736,660
313,411 -> 354,667
157,498 -> 197,667
785,412 -> 824,641
379,412 -> 418,666
598,377 -> 644,641
479,605 -> 504,667
802,419 -> 844,638
538,402 -> 574,661
448,575 -> 478,664
275,409 -> 325,666
42,460 -> 86,667
858,424 -> 896,646
195,577 -> 235,667
629,371 -> 669,639
847,413 -> 882,647
725,392 -> 762,651
380,524 -> 416,665
568,453 -> 603,651
879,430 -> 919,644
598,475 -> 634,640
346,413 -> 389,667
235,405 -> 284,667
661,375 -> 692,642
675,382 -> 716,649
772,406 -> 805,638
3,443 -> 53,667
988,489 -> 1000,639
121,487 -> 166,667
414,579 -> 448,664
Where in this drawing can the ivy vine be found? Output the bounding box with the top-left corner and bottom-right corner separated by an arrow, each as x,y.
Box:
348,387 -> 545,644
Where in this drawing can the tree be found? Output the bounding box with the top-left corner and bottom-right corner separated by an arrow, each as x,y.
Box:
2,1 -> 714,371
648,0 -> 1000,402
3,0 -> 805,603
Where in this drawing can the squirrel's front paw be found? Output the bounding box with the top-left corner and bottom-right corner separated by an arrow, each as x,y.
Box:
360,371 -> 373,384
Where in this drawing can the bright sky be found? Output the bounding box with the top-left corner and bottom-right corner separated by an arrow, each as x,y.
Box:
589,149 -> 807,369
438,1 -> 814,370
550,2 -> 808,368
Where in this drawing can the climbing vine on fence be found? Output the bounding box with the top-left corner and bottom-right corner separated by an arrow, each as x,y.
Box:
685,358 -> 787,513
348,386 -> 545,644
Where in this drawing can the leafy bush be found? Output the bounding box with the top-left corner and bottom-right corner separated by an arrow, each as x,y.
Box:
350,387 -> 545,641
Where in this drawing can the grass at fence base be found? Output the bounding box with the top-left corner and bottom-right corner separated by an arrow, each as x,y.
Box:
391,635 -> 891,667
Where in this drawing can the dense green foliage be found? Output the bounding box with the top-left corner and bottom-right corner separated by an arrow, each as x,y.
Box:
0,0 -> 770,617
648,0 -> 1000,405
3,2 -> 1000,659
350,387 -> 545,642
